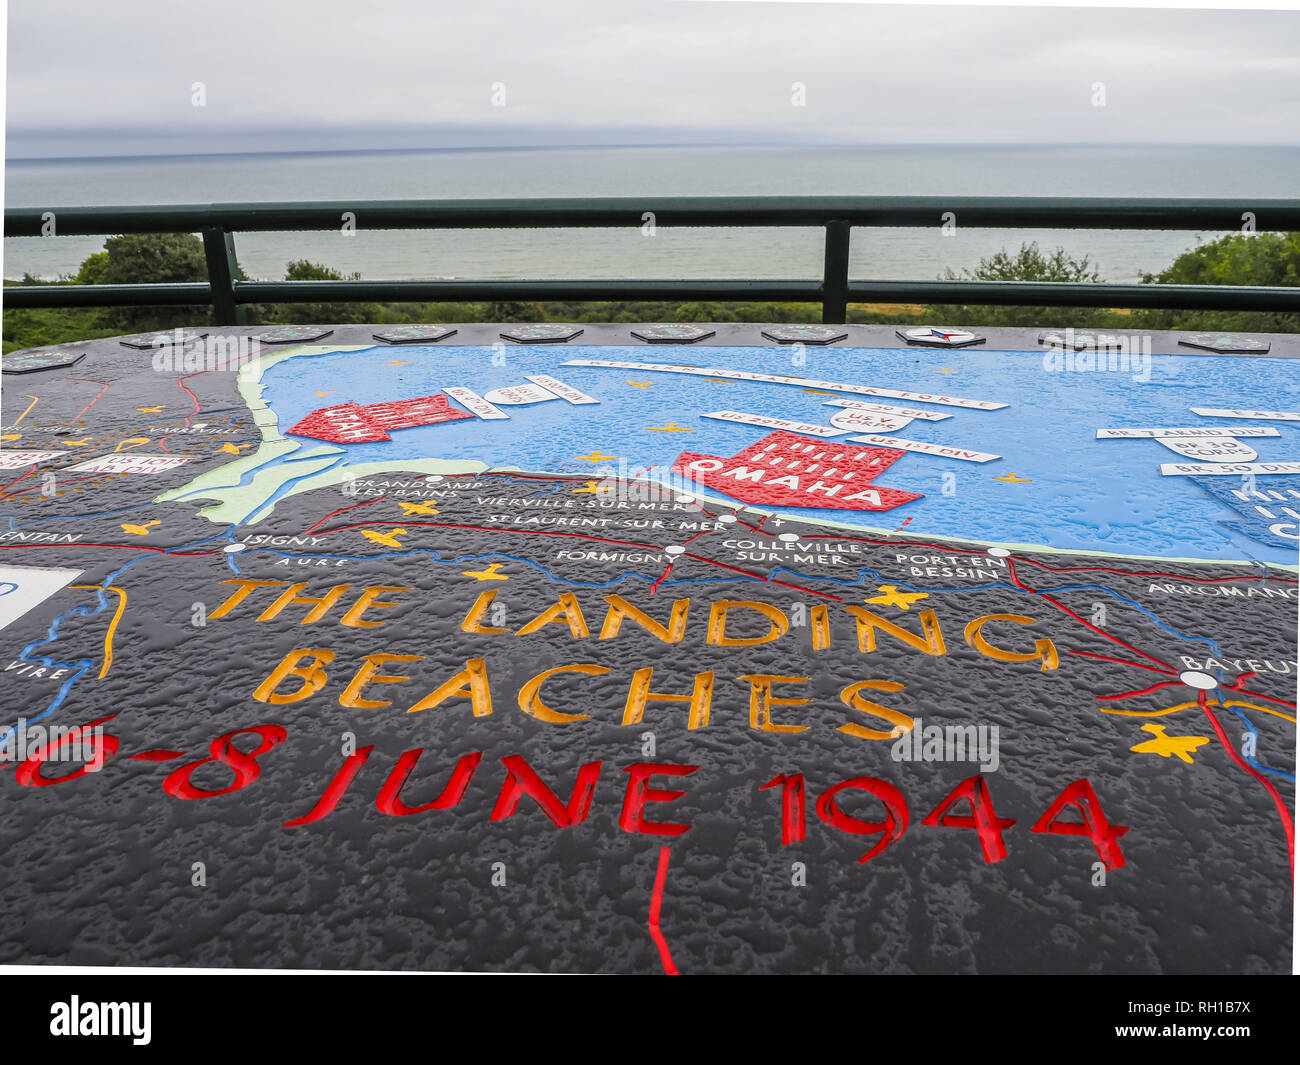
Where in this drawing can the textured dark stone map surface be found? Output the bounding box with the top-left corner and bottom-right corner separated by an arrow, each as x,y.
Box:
0,324 -> 1294,974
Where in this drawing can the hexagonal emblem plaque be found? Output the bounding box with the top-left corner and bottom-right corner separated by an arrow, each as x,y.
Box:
1038,330 -> 1126,351
0,350 -> 87,374
760,325 -> 848,345
896,327 -> 985,348
499,324 -> 584,344
118,329 -> 208,350
252,326 -> 335,344
630,324 -> 717,344
372,325 -> 459,344
1177,333 -> 1272,354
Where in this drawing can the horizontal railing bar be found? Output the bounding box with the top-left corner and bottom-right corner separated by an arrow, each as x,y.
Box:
6,196 -> 1300,236
3,282 -> 213,307
6,277 -> 1298,313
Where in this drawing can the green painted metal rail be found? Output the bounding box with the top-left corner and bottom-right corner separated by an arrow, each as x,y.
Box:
5,196 -> 1299,325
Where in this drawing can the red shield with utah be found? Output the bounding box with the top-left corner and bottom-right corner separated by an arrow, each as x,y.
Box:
671,430 -> 922,511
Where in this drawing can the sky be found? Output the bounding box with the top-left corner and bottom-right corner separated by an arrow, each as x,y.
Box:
4,0 -> 1300,158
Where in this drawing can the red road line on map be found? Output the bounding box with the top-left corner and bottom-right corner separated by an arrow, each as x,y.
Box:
1095,679 -> 1184,701
770,578 -> 842,601
1215,671 -> 1298,709
1199,691 -> 1295,880
1,472 -> 128,503
0,543 -> 220,556
1067,649 -> 1177,676
303,495 -> 388,535
69,379 -> 111,421
649,846 -> 678,975
649,563 -> 673,595
0,468 -> 37,496
177,371 -> 210,424
1225,687 -> 1297,710
1007,558 -> 1176,672
1014,555 -> 1297,585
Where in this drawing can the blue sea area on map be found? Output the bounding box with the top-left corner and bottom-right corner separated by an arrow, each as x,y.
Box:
258,344 -> 1300,565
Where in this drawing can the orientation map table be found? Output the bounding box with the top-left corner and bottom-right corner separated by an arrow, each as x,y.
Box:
0,322 -> 1295,974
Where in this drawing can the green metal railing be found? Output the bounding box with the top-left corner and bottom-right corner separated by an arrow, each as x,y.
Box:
5,196 -> 1300,325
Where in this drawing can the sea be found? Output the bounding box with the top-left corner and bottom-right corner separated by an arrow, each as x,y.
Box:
4,143 -> 1297,287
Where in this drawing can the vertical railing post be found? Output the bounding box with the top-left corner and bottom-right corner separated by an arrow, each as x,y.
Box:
821,219 -> 851,324
202,228 -> 245,326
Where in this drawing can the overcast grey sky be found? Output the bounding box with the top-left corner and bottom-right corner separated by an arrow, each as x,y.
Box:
5,0 -> 1299,157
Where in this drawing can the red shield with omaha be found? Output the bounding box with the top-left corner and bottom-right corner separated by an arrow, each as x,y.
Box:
670,430 -> 922,511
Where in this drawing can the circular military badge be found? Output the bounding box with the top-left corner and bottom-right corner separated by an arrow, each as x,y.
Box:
759,325 -> 848,345
499,325 -> 584,344
251,326 -> 335,344
0,350 -> 86,374
372,326 -> 459,344
118,329 -> 208,350
896,327 -> 985,348
630,325 -> 717,344
1177,334 -> 1271,354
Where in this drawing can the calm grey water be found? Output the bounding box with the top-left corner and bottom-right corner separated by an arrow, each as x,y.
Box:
4,144 -> 1297,286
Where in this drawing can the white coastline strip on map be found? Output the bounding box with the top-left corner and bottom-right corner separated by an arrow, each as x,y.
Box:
524,374 -> 600,405
1190,408 -> 1300,422
701,410 -> 849,437
444,386 -> 509,420
1097,427 -> 1281,438
822,399 -> 953,421
561,359 -> 1008,410
846,434 -> 1002,462
1159,461 -> 1300,476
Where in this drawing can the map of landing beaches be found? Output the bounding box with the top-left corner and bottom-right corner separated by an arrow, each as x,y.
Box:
0,327 -> 1295,974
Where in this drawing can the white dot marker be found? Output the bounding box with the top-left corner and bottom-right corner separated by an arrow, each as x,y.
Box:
665,545 -> 686,557
717,514 -> 737,524
191,422 -> 208,429
779,533 -> 800,543
222,543 -> 246,553
424,474 -> 443,483
675,494 -> 695,504
1179,670 -> 1219,690
987,547 -> 1011,558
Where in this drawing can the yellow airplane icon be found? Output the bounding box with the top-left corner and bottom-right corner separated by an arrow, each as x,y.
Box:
121,519 -> 161,536
994,472 -> 1032,484
361,528 -> 407,548
576,451 -> 617,463
217,442 -> 246,454
573,481 -> 612,494
626,381 -> 653,389
314,390 -> 335,397
398,501 -> 440,515
864,584 -> 930,611
647,423 -> 692,433
1129,723 -> 1211,765
462,562 -> 509,581
137,406 -> 165,413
